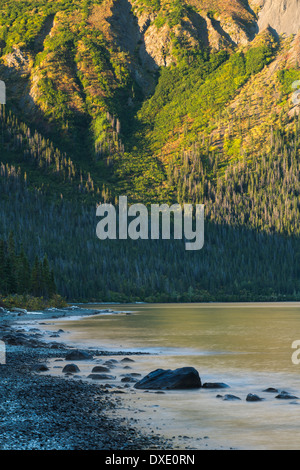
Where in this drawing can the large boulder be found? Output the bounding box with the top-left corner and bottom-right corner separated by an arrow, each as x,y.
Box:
134,367 -> 201,390
62,364 -> 80,374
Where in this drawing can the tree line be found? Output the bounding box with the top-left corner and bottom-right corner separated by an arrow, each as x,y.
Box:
0,231 -> 56,298
0,168 -> 299,303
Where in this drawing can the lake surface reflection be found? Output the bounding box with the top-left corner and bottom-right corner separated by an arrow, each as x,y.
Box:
46,303 -> 300,449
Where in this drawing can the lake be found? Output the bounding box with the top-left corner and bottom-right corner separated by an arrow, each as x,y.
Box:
43,303 -> 300,450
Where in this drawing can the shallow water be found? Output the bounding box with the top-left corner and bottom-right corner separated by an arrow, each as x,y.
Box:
41,303 -> 300,450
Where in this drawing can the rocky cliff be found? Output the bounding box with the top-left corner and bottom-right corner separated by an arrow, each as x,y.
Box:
252,0 -> 300,36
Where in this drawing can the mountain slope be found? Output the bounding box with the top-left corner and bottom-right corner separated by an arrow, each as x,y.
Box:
0,0 -> 300,302
0,1 -> 299,206
252,0 -> 300,36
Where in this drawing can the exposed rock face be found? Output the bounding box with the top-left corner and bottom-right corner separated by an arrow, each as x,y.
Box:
256,0 -> 300,36
4,47 -> 31,73
94,0 -> 258,95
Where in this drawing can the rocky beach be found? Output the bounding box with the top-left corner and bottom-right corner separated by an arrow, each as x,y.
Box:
2,304 -> 300,451
0,306 -> 175,451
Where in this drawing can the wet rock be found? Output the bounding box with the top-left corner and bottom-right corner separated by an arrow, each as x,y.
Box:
87,374 -> 116,381
121,377 -> 138,383
121,373 -> 141,378
275,391 -> 299,400
202,382 -> 230,389
11,307 -> 27,315
121,358 -> 135,363
65,350 -> 93,361
31,364 -> 49,372
263,388 -> 279,393
134,367 -> 201,390
62,364 -> 80,374
50,343 -> 65,349
223,394 -> 241,401
246,394 -> 264,402
3,333 -> 27,346
92,366 -> 111,373
103,359 -> 118,367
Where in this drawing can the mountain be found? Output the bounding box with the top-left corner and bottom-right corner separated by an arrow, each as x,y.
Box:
252,0 -> 300,36
0,0 -> 300,302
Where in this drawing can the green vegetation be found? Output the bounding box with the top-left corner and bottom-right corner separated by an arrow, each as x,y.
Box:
278,68 -> 300,95
0,0 -> 299,303
0,231 -> 56,298
0,169 -> 300,303
0,294 -> 67,311
137,41 -> 276,154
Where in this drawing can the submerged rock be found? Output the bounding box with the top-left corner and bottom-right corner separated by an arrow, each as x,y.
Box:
121,373 -> 141,378
121,377 -> 138,383
275,391 -> 299,400
263,388 -> 279,393
202,383 -> 230,389
222,394 -> 241,401
65,350 -> 93,361
134,367 -> 201,390
91,366 -> 111,373
87,374 -> 116,381
103,359 -> 118,367
246,394 -> 264,402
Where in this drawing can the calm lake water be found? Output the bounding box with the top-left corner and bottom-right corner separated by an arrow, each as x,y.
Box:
43,303 -> 300,450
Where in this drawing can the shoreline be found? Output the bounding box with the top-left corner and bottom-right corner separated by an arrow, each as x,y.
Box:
0,307 -> 176,451
3,303 -> 298,450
